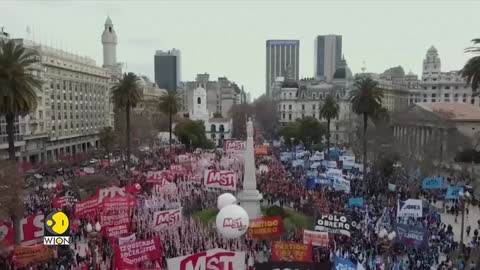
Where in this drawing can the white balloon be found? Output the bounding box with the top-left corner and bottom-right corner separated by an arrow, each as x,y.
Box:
215,204 -> 249,238
86,223 -> 93,233
217,193 -> 237,210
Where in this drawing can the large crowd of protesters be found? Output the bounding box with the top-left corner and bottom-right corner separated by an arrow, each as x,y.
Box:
3,142 -> 480,270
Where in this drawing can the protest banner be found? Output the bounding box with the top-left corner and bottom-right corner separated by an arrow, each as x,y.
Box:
348,197 -> 364,207
74,196 -> 101,218
0,221 -> 14,248
303,230 -> 329,247
314,214 -> 352,237
166,248 -> 245,270
224,140 -> 246,152
100,212 -> 130,229
446,186 -> 464,199
254,262 -> 332,270
146,171 -> 165,184
115,237 -> 162,267
105,222 -> 130,238
271,241 -> 312,262
334,256 -> 356,270
153,180 -> 178,195
204,169 -> 236,190
248,216 -> 283,239
395,223 -> 429,248
397,199 -> 423,218
255,145 -> 268,156
118,234 -> 136,245
14,245 -> 50,267
422,177 -> 444,189
19,213 -> 44,246
102,196 -> 136,211
152,208 -> 182,231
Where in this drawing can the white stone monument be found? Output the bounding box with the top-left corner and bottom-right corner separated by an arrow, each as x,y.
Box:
238,118 -> 263,218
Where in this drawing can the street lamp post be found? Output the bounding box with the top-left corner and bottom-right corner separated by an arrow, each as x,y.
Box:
459,190 -> 471,251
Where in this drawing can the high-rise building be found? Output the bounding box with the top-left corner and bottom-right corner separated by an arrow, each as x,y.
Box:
154,49 -> 180,91
314,35 -> 342,82
265,40 -> 299,97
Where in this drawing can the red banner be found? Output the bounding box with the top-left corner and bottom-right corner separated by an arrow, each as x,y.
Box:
303,230 -> 329,247
271,242 -> 312,262
166,249 -> 245,270
169,164 -> 191,175
248,216 -> 283,239
13,245 -> 50,267
52,196 -> 73,209
100,212 -> 130,229
105,222 -> 130,238
153,180 -> 177,195
0,221 -> 14,248
224,140 -> 246,152
146,171 -> 169,184
204,169 -> 236,190
20,214 -> 44,246
102,196 -> 136,211
151,208 -> 182,231
115,237 -> 162,268
255,145 -> 269,156
74,196 -> 101,218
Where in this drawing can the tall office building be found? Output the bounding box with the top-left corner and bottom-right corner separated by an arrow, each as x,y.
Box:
314,35 -> 342,82
266,40 -> 299,97
154,49 -> 180,91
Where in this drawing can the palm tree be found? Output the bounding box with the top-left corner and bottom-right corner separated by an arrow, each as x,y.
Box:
111,72 -> 142,169
99,126 -> 116,166
349,75 -> 383,184
158,90 -> 180,147
461,39 -> 480,96
0,40 -> 42,160
320,94 -> 339,158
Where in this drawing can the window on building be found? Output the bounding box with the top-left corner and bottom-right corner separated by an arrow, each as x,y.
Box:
312,113 -> 316,118
301,104 -> 305,110
282,113 -> 285,119
301,114 -> 305,118
432,86 -> 437,90
283,104 -> 286,110
432,99 -> 436,103
313,93 -> 316,99
289,93 -> 292,98
288,105 -> 292,110
197,97 -> 201,104
312,104 -> 316,110
471,99 -> 475,104
283,93 -> 286,99
444,93 -> 449,98
288,114 -> 292,120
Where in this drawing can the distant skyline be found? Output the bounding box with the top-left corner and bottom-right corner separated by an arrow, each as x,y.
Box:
2,1 -> 479,98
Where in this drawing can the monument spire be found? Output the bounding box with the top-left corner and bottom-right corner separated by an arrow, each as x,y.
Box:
238,117 -> 263,218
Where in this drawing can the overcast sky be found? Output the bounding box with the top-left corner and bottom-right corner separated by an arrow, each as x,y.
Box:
2,1 -> 479,98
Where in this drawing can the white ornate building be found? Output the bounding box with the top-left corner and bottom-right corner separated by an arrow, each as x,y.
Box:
406,46 -> 478,105
0,17 -> 119,162
190,86 -> 232,146
272,60 -> 357,144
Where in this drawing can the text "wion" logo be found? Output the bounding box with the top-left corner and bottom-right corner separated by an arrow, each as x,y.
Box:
43,211 -> 70,246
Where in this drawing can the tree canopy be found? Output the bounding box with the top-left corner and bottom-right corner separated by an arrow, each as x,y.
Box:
253,95 -> 279,140
461,38 -> 480,95
174,119 -> 215,149
280,116 -> 326,146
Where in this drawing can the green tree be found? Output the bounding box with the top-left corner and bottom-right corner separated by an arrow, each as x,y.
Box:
461,38 -> 480,96
319,94 -> 339,158
0,40 -> 42,160
349,75 -> 383,183
280,117 -> 326,148
158,90 -> 180,147
99,127 -> 115,165
229,104 -> 253,139
174,119 -> 214,149
253,95 -> 279,140
0,161 -> 24,244
111,72 -> 142,169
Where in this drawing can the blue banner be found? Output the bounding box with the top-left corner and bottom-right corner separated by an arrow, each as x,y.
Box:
422,177 -> 444,189
334,256 -> 356,270
446,186 -> 464,199
395,223 -> 429,248
292,159 -> 304,167
348,197 -> 364,207
305,176 -> 316,190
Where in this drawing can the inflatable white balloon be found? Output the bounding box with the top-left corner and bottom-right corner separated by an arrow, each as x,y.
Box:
217,193 -> 237,210
215,204 -> 249,238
